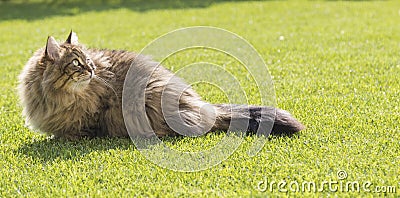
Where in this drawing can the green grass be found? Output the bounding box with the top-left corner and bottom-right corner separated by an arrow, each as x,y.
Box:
1,0 -> 400,197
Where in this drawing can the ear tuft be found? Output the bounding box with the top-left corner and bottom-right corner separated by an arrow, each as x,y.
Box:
45,36 -> 61,60
66,30 -> 79,45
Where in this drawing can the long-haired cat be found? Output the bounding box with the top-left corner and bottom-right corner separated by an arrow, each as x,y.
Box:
18,31 -> 305,140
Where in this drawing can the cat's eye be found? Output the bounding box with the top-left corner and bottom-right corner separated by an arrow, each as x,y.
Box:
72,59 -> 79,66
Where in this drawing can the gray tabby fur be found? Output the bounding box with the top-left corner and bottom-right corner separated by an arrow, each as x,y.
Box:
18,32 -> 305,140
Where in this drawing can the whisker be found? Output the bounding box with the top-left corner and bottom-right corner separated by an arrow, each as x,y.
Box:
94,76 -> 119,99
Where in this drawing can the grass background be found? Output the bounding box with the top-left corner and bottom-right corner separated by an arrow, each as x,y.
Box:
1,0 -> 399,197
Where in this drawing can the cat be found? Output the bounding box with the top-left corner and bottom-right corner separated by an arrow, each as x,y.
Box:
18,31 -> 305,140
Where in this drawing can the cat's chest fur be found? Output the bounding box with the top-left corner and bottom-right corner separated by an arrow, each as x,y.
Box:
34,87 -> 104,136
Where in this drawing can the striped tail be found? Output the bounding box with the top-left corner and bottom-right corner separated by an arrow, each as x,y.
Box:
213,104 -> 305,136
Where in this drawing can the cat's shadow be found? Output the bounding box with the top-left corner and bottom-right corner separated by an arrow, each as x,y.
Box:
17,137 -> 135,162
17,133 -> 295,162
16,135 -> 190,162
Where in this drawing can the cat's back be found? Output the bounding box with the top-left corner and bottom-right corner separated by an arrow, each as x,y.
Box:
88,48 -> 170,88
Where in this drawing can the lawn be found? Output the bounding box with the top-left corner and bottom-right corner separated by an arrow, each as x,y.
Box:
0,0 -> 399,197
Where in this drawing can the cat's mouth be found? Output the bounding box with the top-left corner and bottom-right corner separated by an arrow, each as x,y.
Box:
78,70 -> 95,81
70,73 -> 94,91
80,77 -> 91,83
78,75 -> 93,84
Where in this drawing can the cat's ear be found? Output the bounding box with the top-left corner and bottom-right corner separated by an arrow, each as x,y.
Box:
45,36 -> 61,60
66,31 -> 79,45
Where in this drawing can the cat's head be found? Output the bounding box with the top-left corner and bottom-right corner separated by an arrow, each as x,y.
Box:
41,31 -> 96,93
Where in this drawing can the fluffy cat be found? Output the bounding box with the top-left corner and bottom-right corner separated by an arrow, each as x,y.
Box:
18,31 -> 305,140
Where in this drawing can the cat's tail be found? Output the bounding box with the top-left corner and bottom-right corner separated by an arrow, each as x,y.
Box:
212,104 -> 305,136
